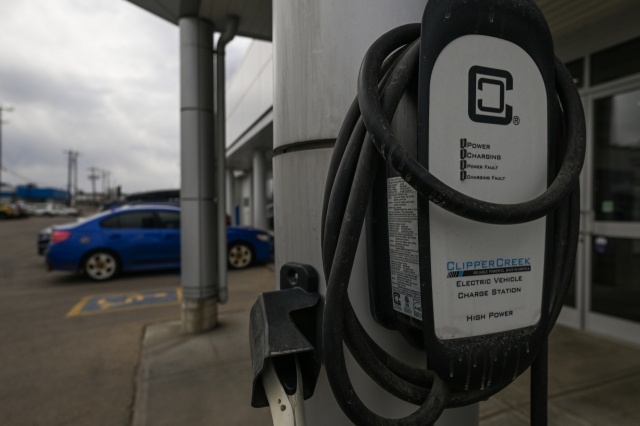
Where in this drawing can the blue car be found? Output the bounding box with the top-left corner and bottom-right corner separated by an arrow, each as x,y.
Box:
45,205 -> 273,281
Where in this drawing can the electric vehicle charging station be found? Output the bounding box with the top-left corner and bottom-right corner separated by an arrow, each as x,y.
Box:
251,0 -> 585,424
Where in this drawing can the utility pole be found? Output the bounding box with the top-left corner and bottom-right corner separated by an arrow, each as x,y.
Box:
71,151 -> 80,207
88,167 -> 100,202
72,153 -> 79,206
0,105 -> 14,189
64,150 -> 79,205
101,170 -> 111,201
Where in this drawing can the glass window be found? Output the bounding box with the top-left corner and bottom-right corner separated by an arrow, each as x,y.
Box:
157,211 -> 180,229
100,216 -> 119,229
591,236 -> 640,323
593,88 -> 640,221
117,211 -> 157,229
565,58 -> 585,88
590,36 -> 640,86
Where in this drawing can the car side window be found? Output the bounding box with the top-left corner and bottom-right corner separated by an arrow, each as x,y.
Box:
118,211 -> 157,229
156,211 -> 180,229
100,216 -> 120,228
101,212 -> 158,229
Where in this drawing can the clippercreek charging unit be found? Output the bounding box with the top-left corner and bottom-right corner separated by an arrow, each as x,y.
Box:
251,1 -> 585,425
371,1 -> 559,390
321,0 -> 585,423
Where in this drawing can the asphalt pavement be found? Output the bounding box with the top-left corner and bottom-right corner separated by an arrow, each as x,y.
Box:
0,216 -> 272,426
4,216 -> 640,426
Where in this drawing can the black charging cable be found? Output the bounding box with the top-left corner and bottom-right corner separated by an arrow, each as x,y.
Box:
321,23 -> 585,425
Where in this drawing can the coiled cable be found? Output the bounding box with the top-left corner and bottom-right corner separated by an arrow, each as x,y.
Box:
321,23 -> 585,425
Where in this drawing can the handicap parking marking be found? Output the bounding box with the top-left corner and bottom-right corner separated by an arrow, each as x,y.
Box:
66,288 -> 182,317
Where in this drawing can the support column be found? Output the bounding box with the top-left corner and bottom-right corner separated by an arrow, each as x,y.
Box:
273,0 -> 478,424
179,17 -> 217,333
252,150 -> 267,230
225,169 -> 234,220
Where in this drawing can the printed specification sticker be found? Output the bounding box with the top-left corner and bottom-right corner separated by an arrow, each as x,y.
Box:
387,177 -> 422,320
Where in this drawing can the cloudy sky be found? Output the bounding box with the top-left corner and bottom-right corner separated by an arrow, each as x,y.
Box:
0,0 -> 251,193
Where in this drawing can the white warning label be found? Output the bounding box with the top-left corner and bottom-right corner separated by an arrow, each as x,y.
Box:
387,177 -> 422,320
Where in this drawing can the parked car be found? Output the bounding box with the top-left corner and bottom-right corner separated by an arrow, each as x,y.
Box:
33,203 -> 78,217
42,205 -> 273,280
0,204 -> 18,219
11,202 -> 31,218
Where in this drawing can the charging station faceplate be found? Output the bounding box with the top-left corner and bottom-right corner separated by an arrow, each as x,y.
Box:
367,0 -> 558,391
417,1 -> 558,391
428,35 -> 548,340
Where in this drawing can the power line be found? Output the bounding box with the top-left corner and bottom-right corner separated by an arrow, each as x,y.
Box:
0,165 -> 48,187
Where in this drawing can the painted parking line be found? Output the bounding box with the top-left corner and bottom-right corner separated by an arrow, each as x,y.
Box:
66,288 -> 182,317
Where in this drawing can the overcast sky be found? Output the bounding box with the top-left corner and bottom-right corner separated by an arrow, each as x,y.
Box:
0,0 -> 252,193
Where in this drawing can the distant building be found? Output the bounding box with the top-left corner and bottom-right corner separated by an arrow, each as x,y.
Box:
0,183 -> 14,203
15,186 -> 68,202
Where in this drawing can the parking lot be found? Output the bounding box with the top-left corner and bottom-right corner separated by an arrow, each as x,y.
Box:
0,216 -> 274,426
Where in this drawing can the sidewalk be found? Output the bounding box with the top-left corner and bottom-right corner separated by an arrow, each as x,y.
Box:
132,267 -> 640,426
480,325 -> 640,425
132,266 -> 274,426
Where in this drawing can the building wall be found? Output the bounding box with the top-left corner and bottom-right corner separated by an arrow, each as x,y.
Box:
225,40 -> 273,149
550,5 -> 640,346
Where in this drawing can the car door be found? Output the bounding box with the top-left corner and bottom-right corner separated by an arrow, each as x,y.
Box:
100,211 -> 163,269
155,210 -> 180,267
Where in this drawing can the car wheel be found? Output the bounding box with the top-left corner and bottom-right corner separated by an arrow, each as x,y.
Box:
84,251 -> 119,281
228,243 -> 253,269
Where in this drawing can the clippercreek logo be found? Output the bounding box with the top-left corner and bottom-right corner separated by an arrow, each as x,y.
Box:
446,258 -> 531,278
468,66 -> 513,125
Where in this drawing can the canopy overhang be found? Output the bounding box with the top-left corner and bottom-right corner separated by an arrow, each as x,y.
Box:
125,0 -> 272,40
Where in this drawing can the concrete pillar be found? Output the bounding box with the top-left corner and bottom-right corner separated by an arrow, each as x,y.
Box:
179,16 -> 217,333
225,169 -> 234,219
273,0 -> 478,424
252,150 -> 267,230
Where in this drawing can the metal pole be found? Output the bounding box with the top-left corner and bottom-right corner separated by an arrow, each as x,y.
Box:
272,1 -> 479,424
225,169 -> 234,223
64,151 -> 73,204
72,153 -> 78,206
215,16 -> 238,304
531,339 -> 549,426
88,167 -> 99,202
252,150 -> 266,229
0,108 -> 3,188
179,16 -> 218,333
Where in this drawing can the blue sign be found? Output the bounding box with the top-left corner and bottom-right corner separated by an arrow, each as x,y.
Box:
67,288 -> 182,317
16,186 -> 68,200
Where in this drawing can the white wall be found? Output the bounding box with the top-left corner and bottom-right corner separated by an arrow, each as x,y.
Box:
225,40 -> 273,149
